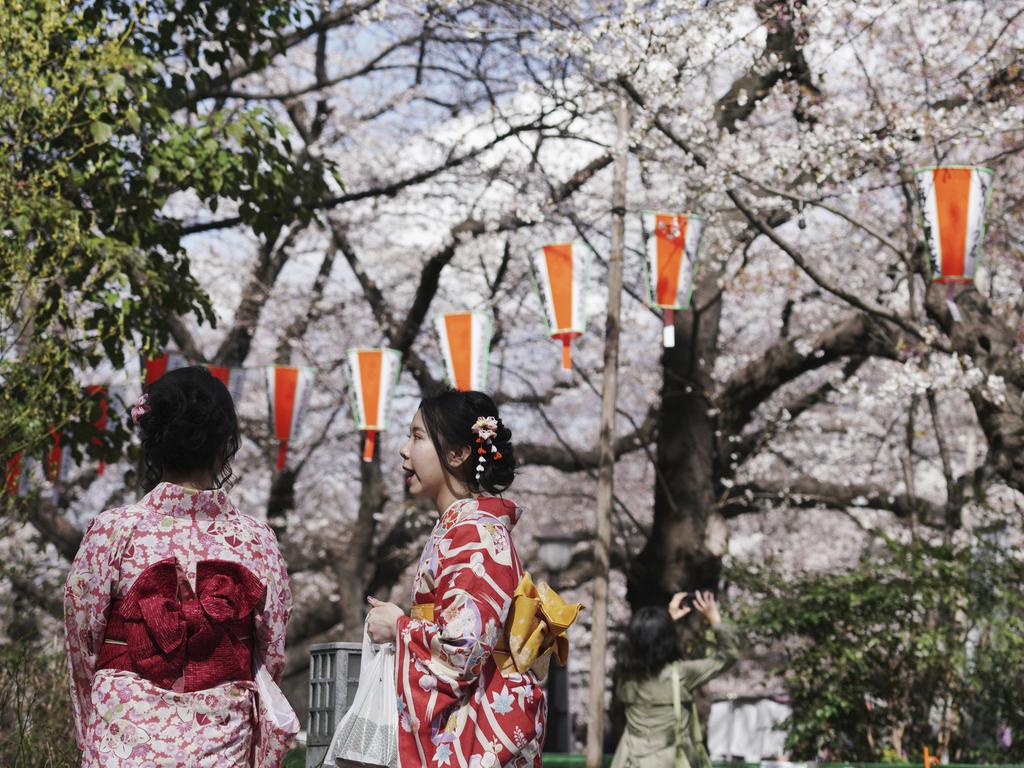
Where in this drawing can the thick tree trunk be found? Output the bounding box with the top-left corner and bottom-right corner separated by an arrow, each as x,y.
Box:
266,468 -> 296,541
622,0 -> 818,612
926,282 -> 1024,492
333,445 -> 387,641
627,273 -> 727,608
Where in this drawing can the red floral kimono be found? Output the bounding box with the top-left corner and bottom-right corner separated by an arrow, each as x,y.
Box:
396,496 -> 545,768
64,483 -> 298,767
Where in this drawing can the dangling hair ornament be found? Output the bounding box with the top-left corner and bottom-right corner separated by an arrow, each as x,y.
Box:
471,416 -> 501,481
131,393 -> 151,424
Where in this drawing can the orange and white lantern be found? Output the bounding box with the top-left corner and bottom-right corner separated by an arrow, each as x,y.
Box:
531,242 -> 591,371
346,348 -> 402,462
143,351 -> 186,385
208,365 -> 246,405
434,311 -> 492,392
644,212 -> 706,347
915,166 -> 993,283
265,366 -> 316,470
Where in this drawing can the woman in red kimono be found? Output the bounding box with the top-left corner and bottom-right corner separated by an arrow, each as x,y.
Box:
64,366 -> 298,767
366,390 -> 545,768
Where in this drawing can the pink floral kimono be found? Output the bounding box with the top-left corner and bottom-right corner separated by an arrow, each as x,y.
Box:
64,482 -> 298,767
396,496 -> 546,768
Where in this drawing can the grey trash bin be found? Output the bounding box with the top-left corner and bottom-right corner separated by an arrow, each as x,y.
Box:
305,641 -> 362,768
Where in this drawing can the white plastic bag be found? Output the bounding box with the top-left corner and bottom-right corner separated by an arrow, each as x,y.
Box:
326,626 -> 399,768
253,664 -> 300,768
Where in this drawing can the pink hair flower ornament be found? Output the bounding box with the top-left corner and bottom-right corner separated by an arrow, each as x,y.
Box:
471,416 -> 498,442
131,393 -> 151,424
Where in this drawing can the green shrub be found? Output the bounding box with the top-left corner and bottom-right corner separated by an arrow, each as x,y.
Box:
0,641 -> 79,768
731,535 -> 1024,762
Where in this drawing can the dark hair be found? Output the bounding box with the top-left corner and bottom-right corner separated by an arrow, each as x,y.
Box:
136,366 -> 240,489
418,389 -> 515,495
614,606 -> 684,682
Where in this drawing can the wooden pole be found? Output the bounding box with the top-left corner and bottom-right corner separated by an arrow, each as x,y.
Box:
585,94 -> 630,768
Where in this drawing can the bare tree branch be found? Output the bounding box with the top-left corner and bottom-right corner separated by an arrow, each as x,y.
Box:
168,315 -> 206,362
180,0 -> 384,110
25,498 -> 83,562
179,119 -> 562,235
215,227 -> 300,366
209,34 -> 425,102
721,475 -> 947,527
517,408 -> 657,472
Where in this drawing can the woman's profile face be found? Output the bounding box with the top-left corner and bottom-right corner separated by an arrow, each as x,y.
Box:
398,410 -> 446,500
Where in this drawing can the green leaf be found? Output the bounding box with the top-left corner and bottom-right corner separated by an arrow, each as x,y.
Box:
103,72 -> 126,96
225,120 -> 246,142
89,121 -> 113,144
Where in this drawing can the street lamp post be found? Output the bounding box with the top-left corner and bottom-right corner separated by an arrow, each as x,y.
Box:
536,529 -> 576,754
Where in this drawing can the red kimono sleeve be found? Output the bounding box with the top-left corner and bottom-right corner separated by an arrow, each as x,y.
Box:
395,519 -> 518,736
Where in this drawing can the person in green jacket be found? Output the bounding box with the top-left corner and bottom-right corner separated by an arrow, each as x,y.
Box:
610,591 -> 740,768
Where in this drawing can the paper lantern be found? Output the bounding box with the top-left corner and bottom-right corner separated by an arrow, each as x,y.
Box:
531,242 -> 591,371
5,453 -> 23,498
915,165 -> 994,283
643,211 -> 706,347
208,365 -> 246,405
346,348 -> 402,462
85,385 -> 109,476
143,351 -> 187,385
265,366 -> 316,470
47,428 -> 72,483
434,311 -> 492,392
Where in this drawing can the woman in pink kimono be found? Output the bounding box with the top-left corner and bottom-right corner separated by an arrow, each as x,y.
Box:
366,390 -> 546,768
64,366 -> 298,767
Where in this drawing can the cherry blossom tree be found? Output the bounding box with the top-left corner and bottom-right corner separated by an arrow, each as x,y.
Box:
5,0 -> 1024,744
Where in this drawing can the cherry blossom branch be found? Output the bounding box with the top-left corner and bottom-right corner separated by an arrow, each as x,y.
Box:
617,76 -> 930,344
724,189 -> 929,343
516,410 -> 657,473
730,170 -> 904,257
730,356 -> 868,470
328,221 -> 446,394
326,149 -> 612,395
719,313 -> 900,441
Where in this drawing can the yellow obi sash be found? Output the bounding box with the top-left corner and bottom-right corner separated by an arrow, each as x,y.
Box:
409,572 -> 583,677
411,603 -> 434,621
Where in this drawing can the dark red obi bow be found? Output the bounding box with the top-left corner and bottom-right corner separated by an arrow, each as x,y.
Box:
98,558 -> 265,692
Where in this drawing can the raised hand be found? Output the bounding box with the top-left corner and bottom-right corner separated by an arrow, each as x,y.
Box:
668,592 -> 692,621
692,590 -> 721,627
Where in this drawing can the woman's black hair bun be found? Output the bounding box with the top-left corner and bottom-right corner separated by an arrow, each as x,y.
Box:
418,388 -> 516,495
136,366 -> 240,489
